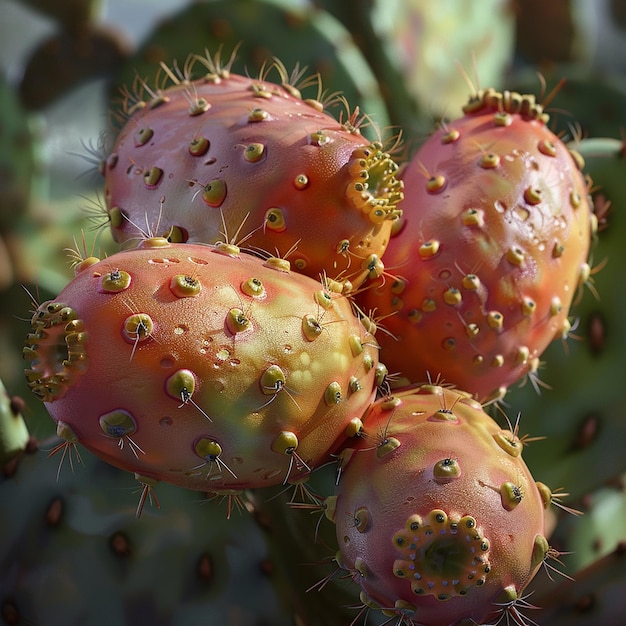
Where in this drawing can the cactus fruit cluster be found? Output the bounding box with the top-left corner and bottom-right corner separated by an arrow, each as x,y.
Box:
18,59 -> 588,624
2,2 -> 626,625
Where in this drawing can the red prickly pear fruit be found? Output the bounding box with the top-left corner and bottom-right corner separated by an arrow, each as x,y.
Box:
23,237 -> 379,494
102,55 -> 403,290
329,385 -> 550,626
356,87 -> 594,402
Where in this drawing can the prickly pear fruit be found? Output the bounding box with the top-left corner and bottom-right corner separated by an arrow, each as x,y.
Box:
329,385 -> 549,626
357,88 -> 594,402
102,54 -> 403,289
23,237 -> 379,496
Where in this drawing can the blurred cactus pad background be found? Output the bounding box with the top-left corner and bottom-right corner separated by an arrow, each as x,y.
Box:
1,1 -> 626,625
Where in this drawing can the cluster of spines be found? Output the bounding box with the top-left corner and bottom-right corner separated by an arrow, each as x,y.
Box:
114,52 -> 361,137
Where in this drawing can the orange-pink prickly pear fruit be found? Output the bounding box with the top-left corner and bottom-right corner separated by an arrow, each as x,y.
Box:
23,238 -> 379,497
329,385 -> 550,626
102,56 -> 403,290
356,88 -> 594,402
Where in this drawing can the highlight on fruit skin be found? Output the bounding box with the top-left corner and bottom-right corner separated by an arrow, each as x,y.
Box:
356,87 -> 595,402
101,52 -> 404,291
23,237 -> 380,495
329,384 -> 550,626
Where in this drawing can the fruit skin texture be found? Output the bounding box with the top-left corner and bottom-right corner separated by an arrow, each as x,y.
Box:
330,385 -> 549,626
102,56 -> 403,289
23,238 -> 379,494
357,88 -> 594,402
